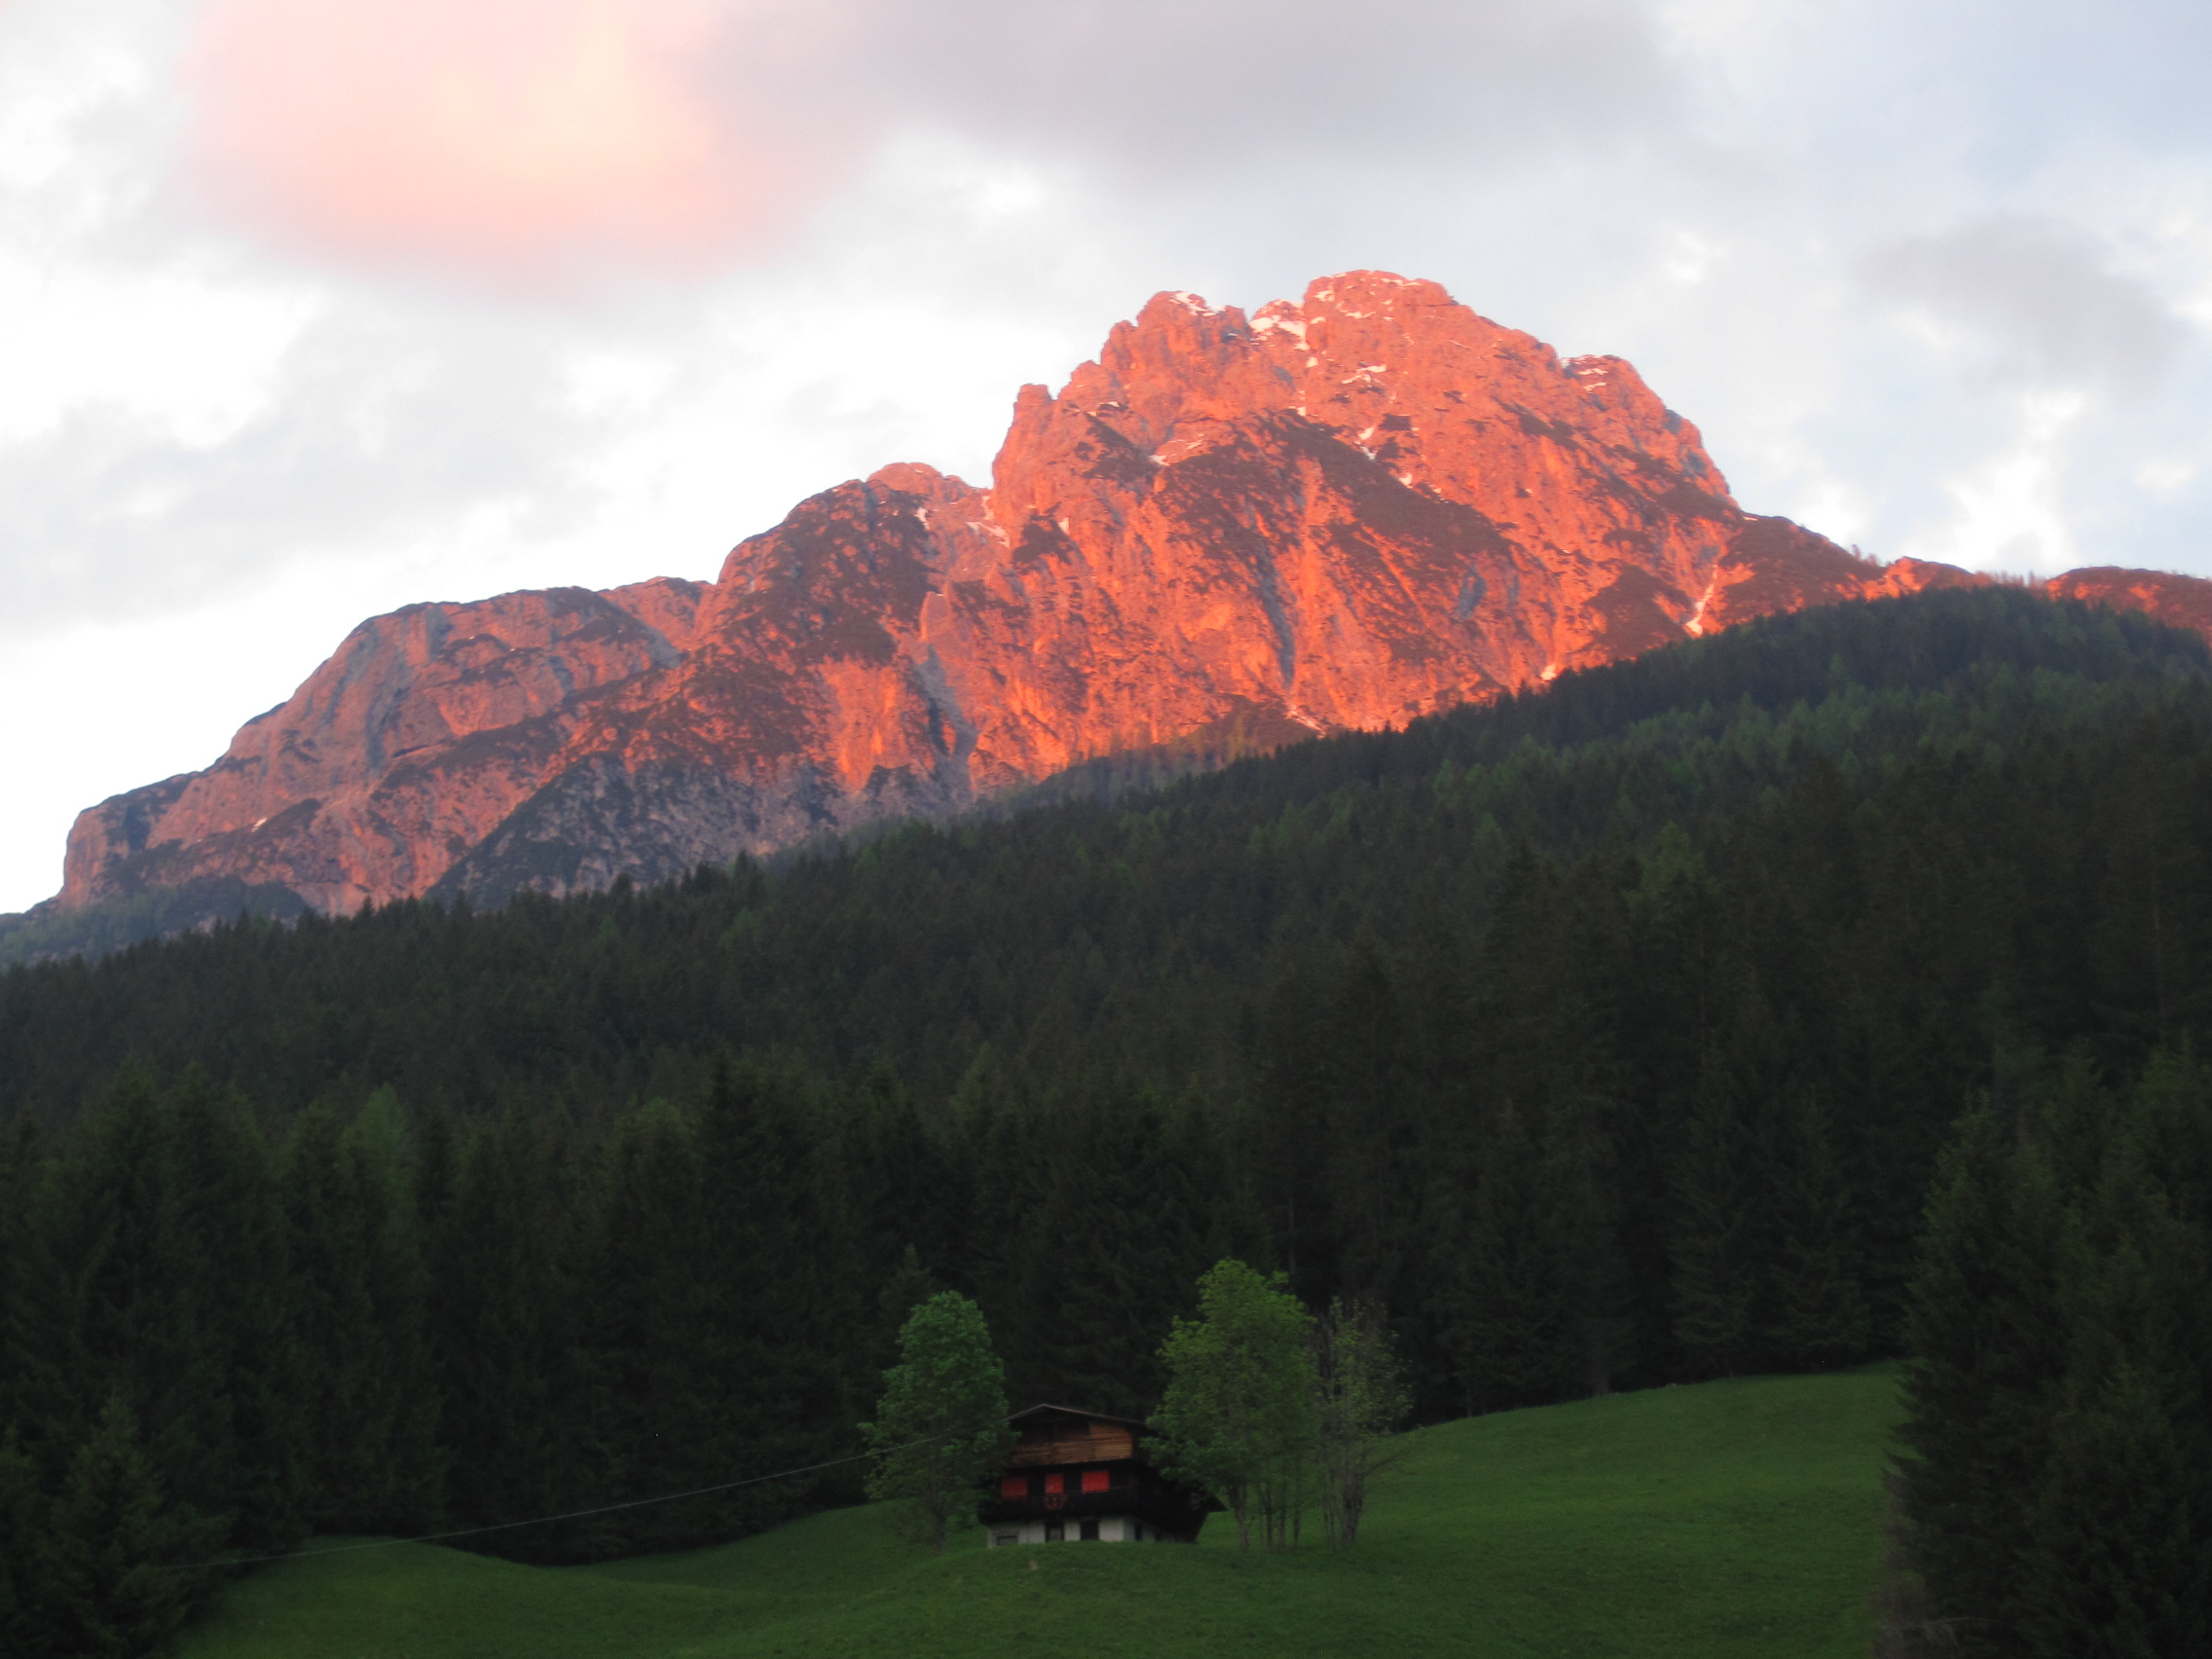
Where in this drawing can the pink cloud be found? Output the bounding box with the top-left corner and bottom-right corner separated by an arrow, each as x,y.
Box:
186,0 -> 869,282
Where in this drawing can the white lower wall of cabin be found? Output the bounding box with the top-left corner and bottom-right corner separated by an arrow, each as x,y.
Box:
984,1515 -> 1163,1546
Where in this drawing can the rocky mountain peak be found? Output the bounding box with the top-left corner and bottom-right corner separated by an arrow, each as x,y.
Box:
45,273 -> 2212,922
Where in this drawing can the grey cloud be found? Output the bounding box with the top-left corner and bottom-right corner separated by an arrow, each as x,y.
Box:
0,308 -> 608,637
760,0 -> 1677,182
1862,214 -> 2188,398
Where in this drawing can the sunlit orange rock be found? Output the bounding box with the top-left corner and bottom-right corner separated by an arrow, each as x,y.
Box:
53,273 -> 2212,913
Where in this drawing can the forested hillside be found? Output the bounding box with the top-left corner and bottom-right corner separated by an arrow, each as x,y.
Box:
5,589 -> 2212,1651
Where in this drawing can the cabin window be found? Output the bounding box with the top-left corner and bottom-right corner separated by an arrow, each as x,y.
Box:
992,1531 -> 1017,1548
999,1475 -> 1028,1498
1045,1521 -> 1064,1542
1043,1472 -> 1064,1494
1079,1519 -> 1100,1541
1081,1469 -> 1110,1493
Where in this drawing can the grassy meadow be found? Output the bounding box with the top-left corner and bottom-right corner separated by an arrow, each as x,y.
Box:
177,1366 -> 1899,1659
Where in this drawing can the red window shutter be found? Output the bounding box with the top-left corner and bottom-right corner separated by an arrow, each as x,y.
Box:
1043,1473 -> 1064,1494
1081,1469 -> 1110,1493
999,1475 -> 1028,1498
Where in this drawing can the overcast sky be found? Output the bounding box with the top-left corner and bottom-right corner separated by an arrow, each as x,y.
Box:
4,0 -> 2211,911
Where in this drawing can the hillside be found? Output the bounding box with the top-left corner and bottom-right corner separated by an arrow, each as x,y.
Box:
176,1368 -> 1899,1659
4,590 -> 2205,1611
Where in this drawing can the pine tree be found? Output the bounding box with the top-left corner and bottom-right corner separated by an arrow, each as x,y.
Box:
694,1057 -> 852,1534
1894,1105 -> 2069,1656
43,1396 -> 225,1659
583,1095 -> 725,1554
1765,1094 -> 1872,1370
1001,1083 -> 1206,1417
427,1108 -> 589,1559
2019,1086 -> 2212,1657
0,1430 -> 48,1658
281,1095 -> 442,1536
1438,1101 -> 1568,1411
148,1068 -> 303,1551
2022,1361 -> 2207,1657
1672,1057 -> 1760,1380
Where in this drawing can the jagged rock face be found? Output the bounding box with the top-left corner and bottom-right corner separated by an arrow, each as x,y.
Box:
53,271 -> 2212,914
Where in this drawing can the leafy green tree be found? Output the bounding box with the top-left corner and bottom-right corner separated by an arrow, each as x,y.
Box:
1151,1259 -> 1317,1551
1312,1297 -> 1409,1548
863,1292 -> 1013,1554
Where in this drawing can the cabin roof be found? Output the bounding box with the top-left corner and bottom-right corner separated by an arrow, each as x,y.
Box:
1007,1403 -> 1146,1431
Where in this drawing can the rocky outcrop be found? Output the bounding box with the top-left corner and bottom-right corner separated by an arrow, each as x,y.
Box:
52,272 -> 2212,914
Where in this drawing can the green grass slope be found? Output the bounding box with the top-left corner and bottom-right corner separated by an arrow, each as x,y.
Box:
178,1367 -> 1898,1659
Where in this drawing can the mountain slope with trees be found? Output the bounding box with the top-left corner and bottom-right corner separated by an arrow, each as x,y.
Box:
5,589 -> 2212,1649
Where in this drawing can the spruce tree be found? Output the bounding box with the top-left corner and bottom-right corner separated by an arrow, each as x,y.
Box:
0,1430 -> 47,1658
695,1057 -> 850,1533
281,1095 -> 441,1536
1765,1095 -> 1872,1370
1894,1104 -> 2069,1655
43,1396 -> 224,1659
427,1108 -> 588,1558
583,1096 -> 717,1554
1002,1084 -> 1205,1417
1438,1101 -> 1568,1411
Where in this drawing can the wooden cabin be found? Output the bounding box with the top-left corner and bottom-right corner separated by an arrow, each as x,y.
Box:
980,1404 -> 1217,1547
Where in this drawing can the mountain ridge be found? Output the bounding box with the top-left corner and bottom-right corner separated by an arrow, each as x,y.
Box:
43,271 -> 2212,919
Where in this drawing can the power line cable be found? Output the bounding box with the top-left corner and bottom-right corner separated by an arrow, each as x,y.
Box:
157,1432 -> 959,1572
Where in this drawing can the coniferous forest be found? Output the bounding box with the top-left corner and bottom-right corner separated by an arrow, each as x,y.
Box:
4,589 -> 2212,1654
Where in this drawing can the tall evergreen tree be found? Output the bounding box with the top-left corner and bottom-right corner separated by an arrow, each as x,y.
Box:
1765,1094 -> 1872,1369
583,1097 -> 715,1554
281,1095 -> 441,1536
426,1107 -> 588,1559
1894,1105 -> 2065,1655
42,1396 -> 224,1659
1001,1084 -> 1207,1416
694,1057 -> 854,1530
1435,1101 -> 1568,1411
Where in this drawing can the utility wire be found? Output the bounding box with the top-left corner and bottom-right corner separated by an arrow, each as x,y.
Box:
158,1432 -> 958,1572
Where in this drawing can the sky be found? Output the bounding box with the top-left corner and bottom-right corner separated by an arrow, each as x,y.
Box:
4,0 -> 2212,912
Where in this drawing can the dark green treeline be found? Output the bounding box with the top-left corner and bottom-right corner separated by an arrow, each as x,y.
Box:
1890,1051 -> 2212,1656
6,591 -> 2212,1647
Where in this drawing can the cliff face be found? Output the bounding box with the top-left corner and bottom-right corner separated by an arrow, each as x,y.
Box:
52,272 -> 2208,914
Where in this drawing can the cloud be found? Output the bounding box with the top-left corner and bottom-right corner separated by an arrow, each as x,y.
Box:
185,0 -> 867,283
0,302 -> 608,637
1863,213 -> 2188,398
880,0 -> 1672,170
180,0 -> 1677,288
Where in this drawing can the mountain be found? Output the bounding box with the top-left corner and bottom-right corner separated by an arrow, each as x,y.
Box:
40,271 -> 2212,920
